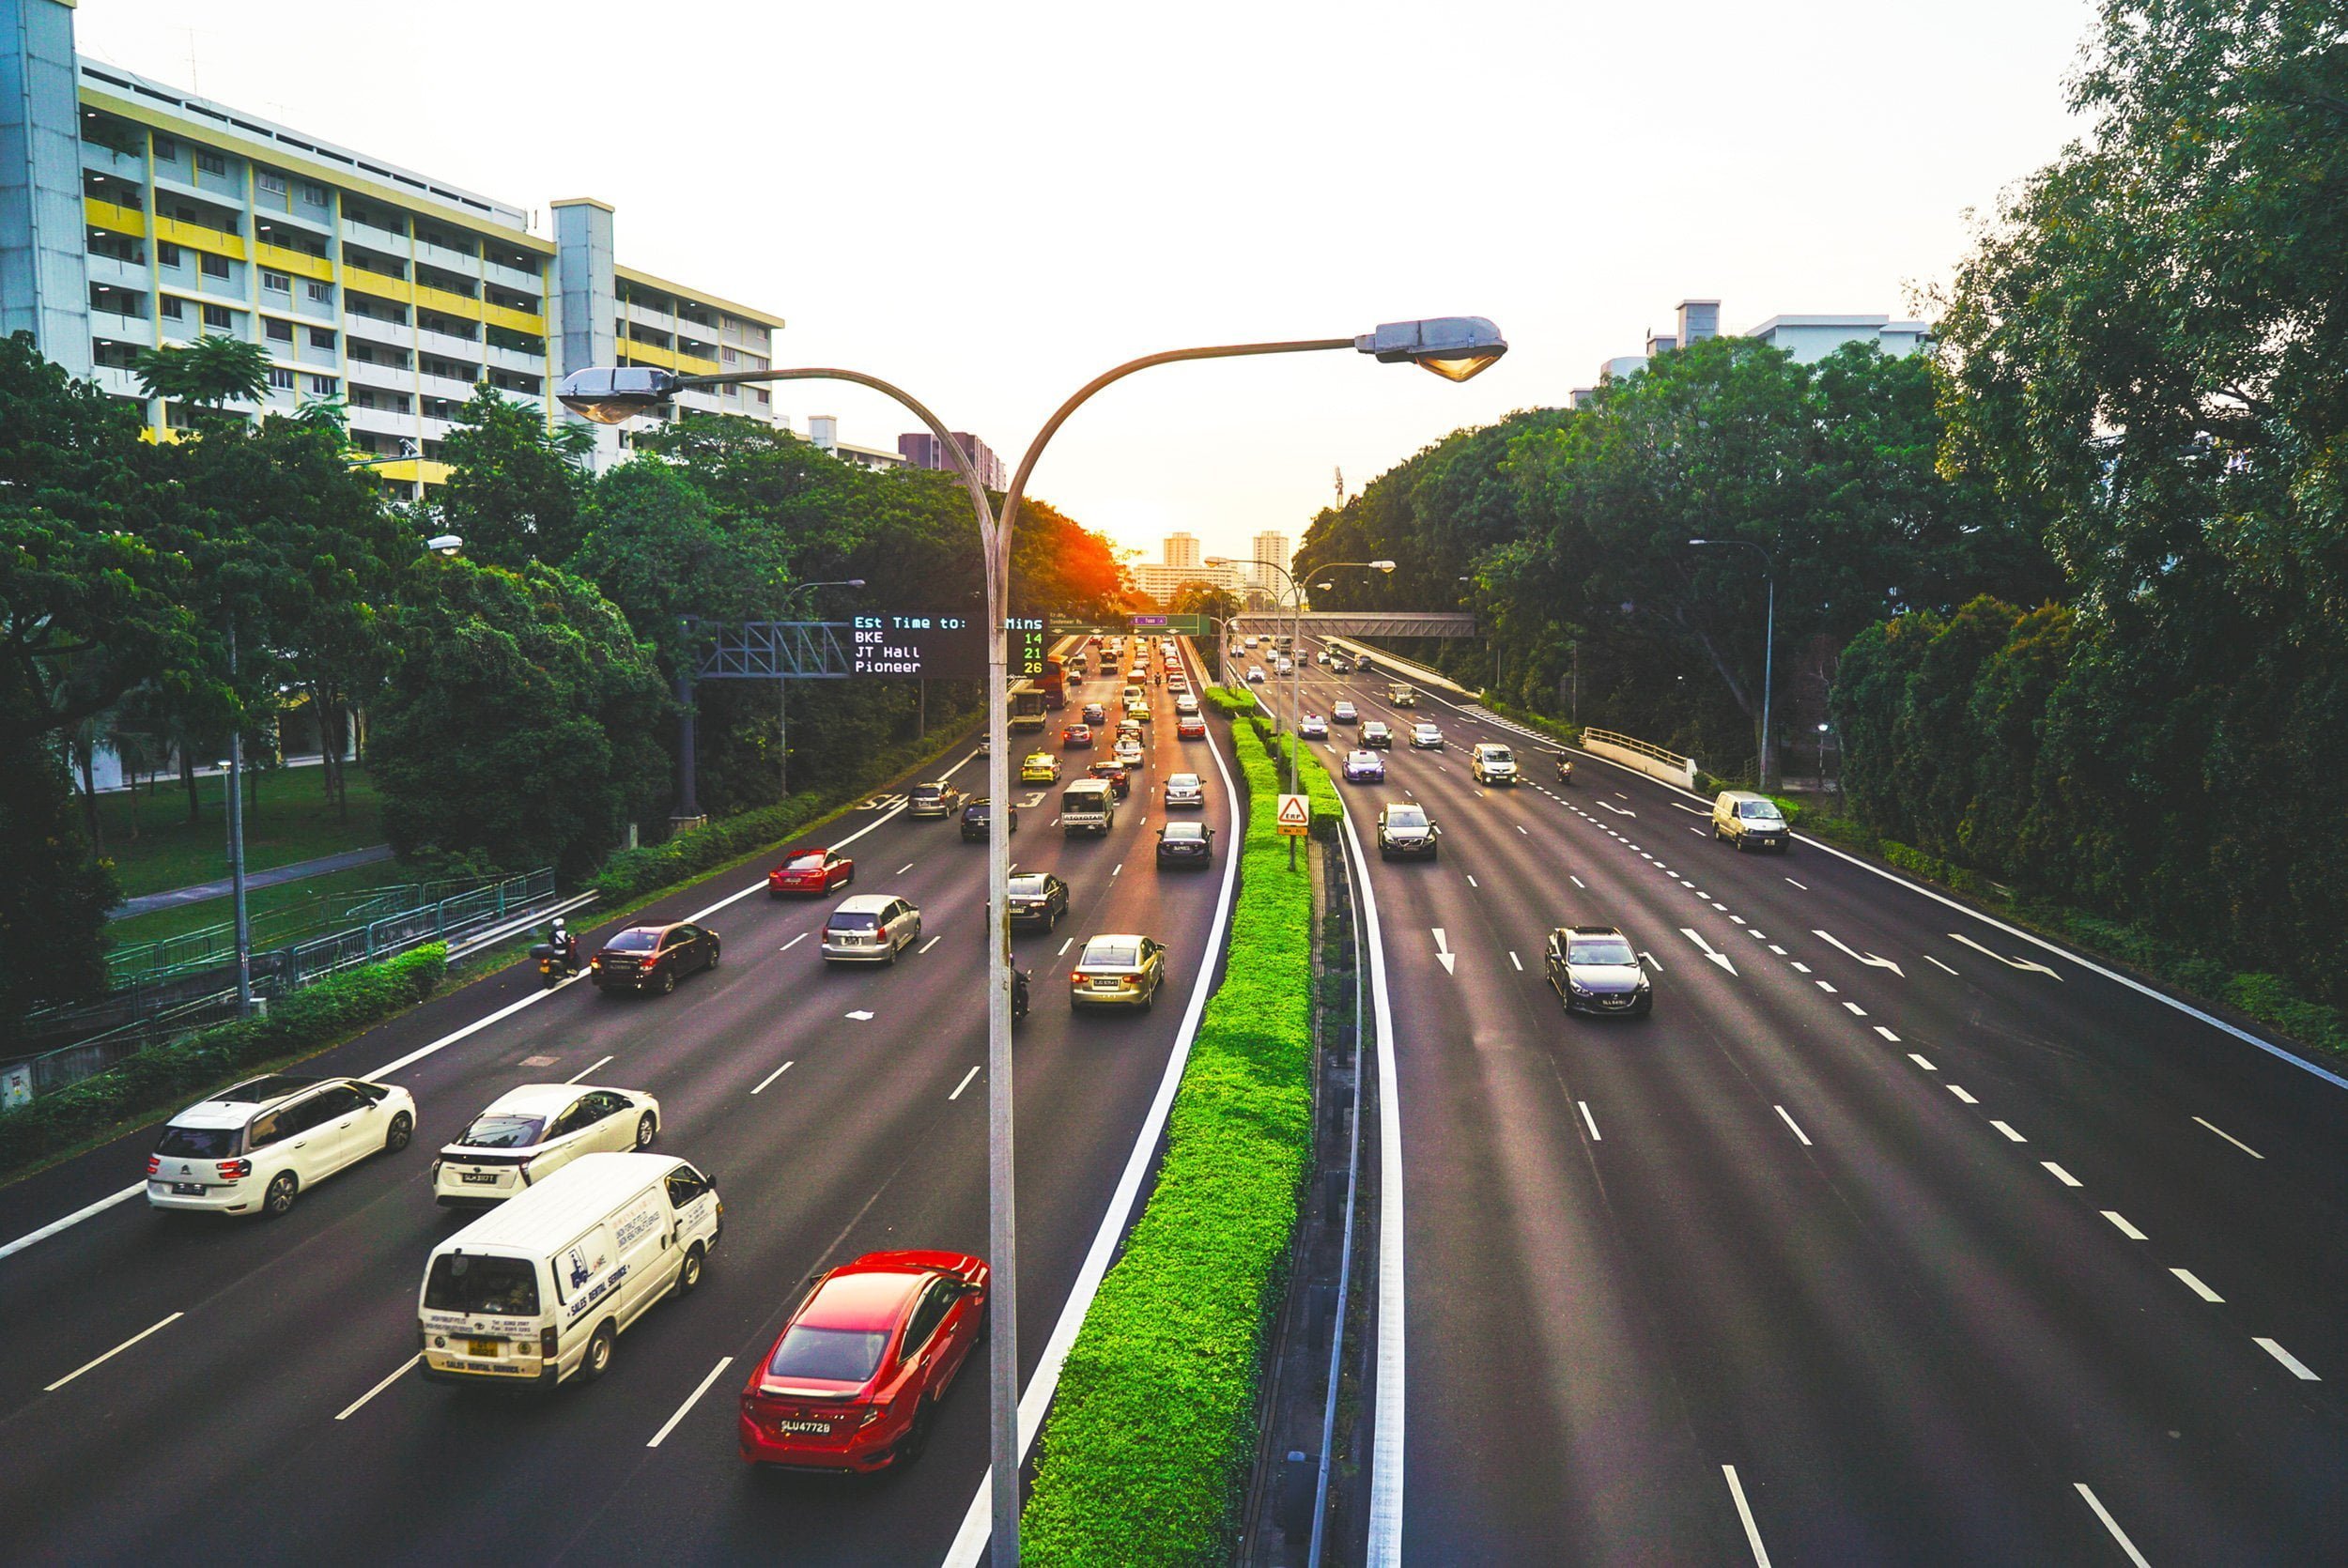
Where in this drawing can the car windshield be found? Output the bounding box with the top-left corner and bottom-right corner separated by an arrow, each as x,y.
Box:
1168,775 -> 1199,790
1009,874 -> 1047,896
1570,937 -> 1639,966
1387,807 -> 1429,829
155,1124 -> 239,1158
1739,801 -> 1784,820
767,1324 -> 890,1383
1484,748 -> 1513,762
458,1114 -> 547,1148
1083,940 -> 1142,968
607,930 -> 658,951
1164,823 -> 1205,841
425,1253 -> 540,1316
965,802 -> 990,817
828,913 -> 881,931
784,853 -> 826,870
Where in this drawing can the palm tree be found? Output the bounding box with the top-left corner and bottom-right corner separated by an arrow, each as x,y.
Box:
134,335 -> 271,411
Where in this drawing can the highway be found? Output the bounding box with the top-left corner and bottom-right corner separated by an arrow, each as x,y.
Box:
0,638 -> 1230,1566
1253,638 -> 2348,1564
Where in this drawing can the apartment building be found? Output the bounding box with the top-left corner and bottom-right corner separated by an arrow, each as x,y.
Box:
1571,297 -> 1931,404
899,429 -> 1007,492
1,0 -> 786,489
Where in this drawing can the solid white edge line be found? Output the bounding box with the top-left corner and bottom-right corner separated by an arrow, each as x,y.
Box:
1722,1464 -> 1773,1567
563,1053 -> 614,1085
334,1352 -> 420,1420
749,1060 -> 794,1096
2074,1483 -> 2153,1568
45,1310 -> 184,1391
0,1182 -> 144,1263
2253,1336 -> 2320,1380
1578,1100 -> 1601,1143
646,1355 -> 734,1447
1773,1105 -> 1813,1146
2193,1115 -> 2265,1159
942,659 -> 1246,1568
949,1064 -> 982,1101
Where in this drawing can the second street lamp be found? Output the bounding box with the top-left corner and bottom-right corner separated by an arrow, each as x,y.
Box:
554,313 -> 1501,1567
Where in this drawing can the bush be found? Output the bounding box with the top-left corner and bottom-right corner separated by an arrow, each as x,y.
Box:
1023,715 -> 1333,1563
0,944 -> 448,1178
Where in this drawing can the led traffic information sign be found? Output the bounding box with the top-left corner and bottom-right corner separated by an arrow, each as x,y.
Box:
850,615 -> 1049,681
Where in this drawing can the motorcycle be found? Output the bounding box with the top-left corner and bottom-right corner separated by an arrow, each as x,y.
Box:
1554,755 -> 1576,787
531,923 -> 582,989
1012,966 -> 1032,1022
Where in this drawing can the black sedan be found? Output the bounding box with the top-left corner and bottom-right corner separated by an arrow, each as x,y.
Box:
1155,822 -> 1215,869
1544,925 -> 1653,1017
961,798 -> 1018,840
1007,871 -> 1070,929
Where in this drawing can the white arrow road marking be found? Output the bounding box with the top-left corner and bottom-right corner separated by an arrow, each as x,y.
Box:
1640,950 -> 1664,973
1948,932 -> 2062,977
1672,802 -> 1707,816
1814,930 -> 1905,976
1679,929 -> 1738,975
845,1010 -> 874,1022
1597,800 -> 1636,816
1432,928 -> 1456,975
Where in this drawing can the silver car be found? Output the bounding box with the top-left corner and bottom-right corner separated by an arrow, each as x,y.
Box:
1409,722 -> 1444,750
822,894 -> 923,964
1163,772 -> 1205,808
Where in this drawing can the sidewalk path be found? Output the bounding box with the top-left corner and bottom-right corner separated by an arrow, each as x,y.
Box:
109,845 -> 395,921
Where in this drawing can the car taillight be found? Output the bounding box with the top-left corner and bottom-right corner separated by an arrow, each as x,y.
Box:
216,1159 -> 251,1181
146,1155 -> 161,1176
1070,972 -> 1089,986
518,1156 -> 536,1185
857,1404 -> 887,1430
540,1326 -> 559,1357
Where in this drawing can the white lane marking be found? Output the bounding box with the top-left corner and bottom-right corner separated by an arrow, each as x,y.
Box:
1508,951 -> 1522,972
1773,1106 -> 1813,1146
2075,1483 -> 2153,1568
1814,929 -> 1905,977
1769,945 -> 1786,955
1690,826 -> 1707,836
1056,937 -> 1074,957
1924,954 -> 1959,976
334,1353 -> 421,1420
1431,928 -> 1456,976
1875,1026 -> 1903,1042
1467,876 -> 1478,889
647,1356 -> 735,1448
751,1060 -> 795,1095
780,932 -> 807,951
1672,802 -> 1707,816
0,1184 -> 145,1264
1112,862 -> 1123,877
1948,931 -> 2062,978
844,1010 -> 874,1022
949,692 -> 1251,1568
1640,951 -> 1664,973
2254,1337 -> 2321,1380
1784,877 -> 1808,890
1615,791 -> 1630,800
2043,1161 -> 2082,1186
1679,929 -> 1738,975
1947,1084 -> 1978,1104
2193,1116 -> 2264,1159
1908,1053 -> 1938,1070
1843,1003 -> 1868,1017
1815,981 -> 1837,993
1711,902 -> 1728,912
1723,1465 -> 1774,1567
1788,961 -> 1812,973
919,935 -> 943,954
1578,1101 -> 1602,1142
895,862 -> 914,875
2171,1268 -> 2224,1303
1748,930 -> 1768,940
564,1053 -> 614,1085
1597,800 -> 1635,817
2102,1210 -> 2147,1240
1991,1120 -> 2028,1143
949,1065 -> 981,1101
1730,915 -> 1746,925
45,1311 -> 184,1391
1516,824 -> 1529,836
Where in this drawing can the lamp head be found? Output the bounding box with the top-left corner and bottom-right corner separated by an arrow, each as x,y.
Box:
1370,560 -> 1397,572
557,365 -> 685,424
425,533 -> 464,556
1354,317 -> 1507,382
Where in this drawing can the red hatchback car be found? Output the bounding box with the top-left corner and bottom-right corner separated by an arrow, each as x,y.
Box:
769,848 -> 855,898
738,1251 -> 989,1471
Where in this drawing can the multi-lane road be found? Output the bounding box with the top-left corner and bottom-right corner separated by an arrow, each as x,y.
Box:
0,638 -> 1231,1566
1255,640 -> 2348,1564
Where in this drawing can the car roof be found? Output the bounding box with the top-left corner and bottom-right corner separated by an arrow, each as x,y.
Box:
1560,925 -> 1628,940
474,1083 -> 590,1118
1717,790 -> 1769,804
171,1074 -> 334,1127
1163,821 -> 1207,836
784,845 -> 835,855
833,894 -> 899,914
1349,749 -> 1379,760
434,1152 -> 692,1256
798,1263 -> 929,1332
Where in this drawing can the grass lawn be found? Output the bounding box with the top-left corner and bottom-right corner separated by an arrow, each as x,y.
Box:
104,861 -> 420,959
93,764 -> 384,900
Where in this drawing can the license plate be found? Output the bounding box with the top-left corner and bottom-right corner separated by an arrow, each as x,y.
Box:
460,1170 -> 501,1185
467,1338 -> 501,1358
171,1181 -> 205,1195
1092,978 -> 1123,991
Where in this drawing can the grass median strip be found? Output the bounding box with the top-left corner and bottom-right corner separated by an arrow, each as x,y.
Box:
1022,696 -> 1335,1564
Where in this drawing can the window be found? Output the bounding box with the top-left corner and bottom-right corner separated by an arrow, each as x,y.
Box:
153,134 -> 178,161
752,389 -> 770,407
307,375 -> 338,396
201,303 -> 231,330
720,346 -> 737,366
157,241 -> 182,268
307,327 -> 334,349
309,1085 -> 364,1120
247,1110 -> 286,1148
903,1280 -> 958,1355
424,1253 -> 540,1316
262,269 -> 291,294
268,366 -> 294,391
196,150 -> 226,177
158,296 -> 183,320
304,280 -> 332,303
257,171 -> 286,197
547,1101 -> 594,1140
264,317 -> 293,343
301,180 -> 329,206
199,252 -> 229,279
666,1167 -> 713,1207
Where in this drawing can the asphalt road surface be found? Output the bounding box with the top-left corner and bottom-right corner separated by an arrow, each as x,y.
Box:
0,637 -> 1233,1567
1247,639 -> 2348,1566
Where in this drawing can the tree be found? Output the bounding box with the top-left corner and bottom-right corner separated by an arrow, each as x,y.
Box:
1169,581 -> 1239,623
0,702 -> 117,1033
133,334 -> 271,410
434,384 -> 595,571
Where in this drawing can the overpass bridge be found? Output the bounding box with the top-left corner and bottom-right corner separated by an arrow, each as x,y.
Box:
1228,609 -> 1476,640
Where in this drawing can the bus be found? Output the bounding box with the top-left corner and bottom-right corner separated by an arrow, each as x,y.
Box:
1039,656 -> 1067,710
1010,683 -> 1049,732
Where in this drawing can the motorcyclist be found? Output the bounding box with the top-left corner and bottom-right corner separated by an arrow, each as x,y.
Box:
1555,754 -> 1575,786
546,916 -> 581,973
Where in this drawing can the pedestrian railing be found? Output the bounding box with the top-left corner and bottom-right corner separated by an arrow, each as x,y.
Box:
1580,728 -> 1701,790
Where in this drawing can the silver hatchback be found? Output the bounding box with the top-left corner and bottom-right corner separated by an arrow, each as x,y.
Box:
822,894 -> 923,964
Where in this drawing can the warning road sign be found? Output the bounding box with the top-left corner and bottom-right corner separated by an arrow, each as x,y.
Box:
1276,793 -> 1311,837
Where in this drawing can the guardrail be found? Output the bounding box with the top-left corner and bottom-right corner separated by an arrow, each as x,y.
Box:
1580,728 -> 1700,790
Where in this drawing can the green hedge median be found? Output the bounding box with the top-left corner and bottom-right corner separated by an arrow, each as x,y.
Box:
1022,705 -> 1332,1563
0,943 -> 449,1180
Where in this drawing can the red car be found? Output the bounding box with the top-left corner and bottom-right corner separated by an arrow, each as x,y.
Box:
1061,723 -> 1093,748
1177,715 -> 1207,741
769,847 -> 855,898
738,1250 -> 989,1471
1087,759 -> 1132,798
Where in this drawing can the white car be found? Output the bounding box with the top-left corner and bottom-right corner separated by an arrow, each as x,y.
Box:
1246,667 -> 1267,684
1299,713 -> 1328,740
1175,694 -> 1200,715
147,1074 -> 415,1220
1244,636 -> 1259,649
1314,650 -> 1330,665
1410,722 -> 1444,749
1115,737 -> 1146,768
1472,743 -> 1518,784
1332,699 -> 1359,723
432,1084 -> 660,1207
1163,772 -> 1205,808
1275,659 -> 1294,676
823,893 -> 923,963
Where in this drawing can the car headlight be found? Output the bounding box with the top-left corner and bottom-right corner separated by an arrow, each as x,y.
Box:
1568,979 -> 1595,995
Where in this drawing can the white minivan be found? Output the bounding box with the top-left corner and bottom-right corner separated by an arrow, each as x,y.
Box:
1061,777 -> 1118,836
418,1152 -> 721,1390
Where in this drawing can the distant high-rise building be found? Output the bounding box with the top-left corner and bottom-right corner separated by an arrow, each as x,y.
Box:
1676,299 -> 1721,346
1595,299 -> 1932,389
1252,530 -> 1291,591
806,415 -> 907,472
898,430 -> 1007,492
1165,531 -> 1202,571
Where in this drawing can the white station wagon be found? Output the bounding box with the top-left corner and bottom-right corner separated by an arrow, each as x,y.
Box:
147,1074 -> 415,1220
432,1083 -> 661,1207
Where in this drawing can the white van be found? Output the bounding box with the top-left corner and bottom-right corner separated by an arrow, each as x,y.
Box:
1061,777 -> 1118,836
417,1151 -> 721,1390
1712,790 -> 1791,853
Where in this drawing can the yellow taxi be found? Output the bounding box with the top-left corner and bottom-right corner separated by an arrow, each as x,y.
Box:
1021,751 -> 1062,785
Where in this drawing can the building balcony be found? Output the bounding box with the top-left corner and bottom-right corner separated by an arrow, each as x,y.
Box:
345,402 -> 419,438
90,306 -> 152,345
481,300 -> 546,336
90,363 -> 147,400
80,141 -> 146,181
413,282 -> 482,321
414,236 -> 479,274
254,240 -> 333,281
484,255 -> 545,295
419,370 -> 480,407
341,216 -> 409,256
344,268 -> 414,307
417,323 -> 482,362
153,214 -> 245,258
344,310 -> 411,349
484,341 -> 546,376
346,357 -> 412,392
85,252 -> 147,290
625,299 -> 675,331
84,196 -> 147,238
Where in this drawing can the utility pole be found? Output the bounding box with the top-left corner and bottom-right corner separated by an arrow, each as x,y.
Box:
224,619 -> 253,1015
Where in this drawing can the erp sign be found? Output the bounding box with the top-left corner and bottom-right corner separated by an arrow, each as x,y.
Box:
851,615 -> 1049,681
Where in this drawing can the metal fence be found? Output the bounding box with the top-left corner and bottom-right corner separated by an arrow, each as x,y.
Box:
106,873 -> 505,991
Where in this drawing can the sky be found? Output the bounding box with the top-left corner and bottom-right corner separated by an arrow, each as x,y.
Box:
75,0 -> 2098,573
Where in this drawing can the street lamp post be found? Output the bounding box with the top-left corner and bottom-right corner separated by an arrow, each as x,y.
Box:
556,313 -> 1504,1566
1689,537 -> 1777,790
771,578 -> 867,798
